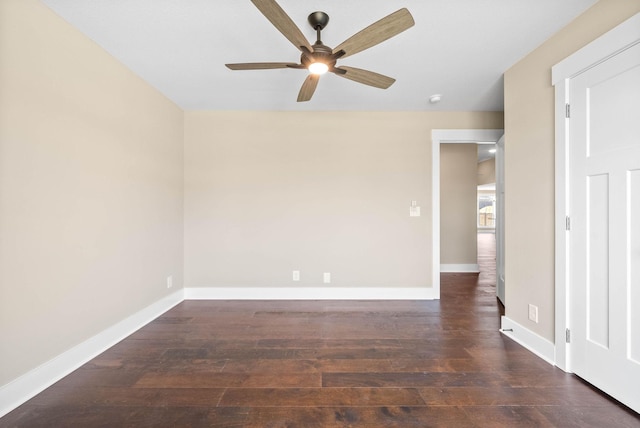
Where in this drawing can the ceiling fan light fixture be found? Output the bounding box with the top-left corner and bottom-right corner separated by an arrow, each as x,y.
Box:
308,62 -> 329,75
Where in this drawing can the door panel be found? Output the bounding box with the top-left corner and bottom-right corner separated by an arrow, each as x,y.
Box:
589,64 -> 640,154
630,169 -> 640,364
569,42 -> 640,412
586,174 -> 609,349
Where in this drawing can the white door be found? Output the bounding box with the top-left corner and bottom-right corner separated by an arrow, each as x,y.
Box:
569,42 -> 640,412
495,136 -> 505,305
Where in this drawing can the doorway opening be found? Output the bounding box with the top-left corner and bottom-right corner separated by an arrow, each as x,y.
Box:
431,129 -> 504,300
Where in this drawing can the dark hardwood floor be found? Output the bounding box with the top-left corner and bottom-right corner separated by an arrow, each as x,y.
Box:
2,234 -> 639,427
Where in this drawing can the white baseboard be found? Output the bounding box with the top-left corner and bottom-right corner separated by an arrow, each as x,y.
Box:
500,316 -> 556,365
184,286 -> 438,300
0,289 -> 184,418
440,264 -> 480,273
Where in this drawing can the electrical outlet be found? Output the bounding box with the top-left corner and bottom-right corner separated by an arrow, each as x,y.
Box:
323,272 -> 331,284
167,275 -> 173,289
528,304 -> 538,323
292,270 -> 300,281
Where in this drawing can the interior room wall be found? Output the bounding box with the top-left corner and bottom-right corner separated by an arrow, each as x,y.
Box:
477,158 -> 496,185
440,144 -> 479,266
504,0 -> 640,340
0,0 -> 184,386
184,112 -> 503,290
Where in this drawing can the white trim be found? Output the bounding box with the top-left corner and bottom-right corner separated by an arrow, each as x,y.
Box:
495,135 -> 506,306
184,287 -> 438,300
551,13 -> 640,84
431,129 -> 504,293
439,264 -> 480,273
0,290 -> 184,418
552,11 -> 640,374
554,78 -> 571,372
500,316 -> 556,365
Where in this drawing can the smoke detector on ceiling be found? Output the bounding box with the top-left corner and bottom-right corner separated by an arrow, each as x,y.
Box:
429,94 -> 442,104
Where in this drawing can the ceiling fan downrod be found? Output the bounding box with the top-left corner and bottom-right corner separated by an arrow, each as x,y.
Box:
308,11 -> 329,44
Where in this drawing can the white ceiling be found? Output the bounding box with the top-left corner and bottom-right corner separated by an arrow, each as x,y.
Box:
39,0 -> 597,111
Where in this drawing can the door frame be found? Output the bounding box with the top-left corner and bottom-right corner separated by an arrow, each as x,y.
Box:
431,129 -> 504,296
552,12 -> 640,372
495,135 -> 506,304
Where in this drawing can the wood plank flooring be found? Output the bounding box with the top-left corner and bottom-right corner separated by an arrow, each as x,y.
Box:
2,234 -> 639,427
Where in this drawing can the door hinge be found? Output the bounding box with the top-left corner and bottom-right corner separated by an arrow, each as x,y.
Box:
566,328 -> 571,343
566,103 -> 571,118
565,215 -> 571,231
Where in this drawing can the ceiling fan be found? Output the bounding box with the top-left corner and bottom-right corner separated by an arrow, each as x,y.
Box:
226,0 -> 415,102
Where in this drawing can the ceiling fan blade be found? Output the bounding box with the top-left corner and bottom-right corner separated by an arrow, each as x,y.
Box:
333,66 -> 396,89
251,0 -> 313,52
332,8 -> 414,59
297,74 -> 320,102
226,62 -> 298,70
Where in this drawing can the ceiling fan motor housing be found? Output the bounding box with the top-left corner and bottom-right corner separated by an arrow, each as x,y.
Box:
301,43 -> 335,69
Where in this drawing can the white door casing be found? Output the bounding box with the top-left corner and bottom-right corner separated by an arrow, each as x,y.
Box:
431,129 -> 504,297
553,12 -> 640,413
496,135 -> 506,305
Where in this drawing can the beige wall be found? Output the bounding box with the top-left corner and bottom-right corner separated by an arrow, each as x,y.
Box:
0,0 -> 184,386
0,0 -> 505,393
184,112 -> 502,288
504,0 -> 640,340
440,144 -> 478,265
477,158 -> 496,185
